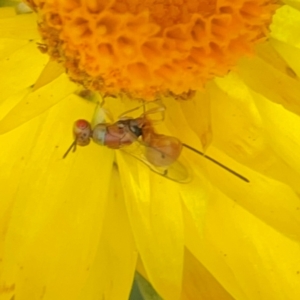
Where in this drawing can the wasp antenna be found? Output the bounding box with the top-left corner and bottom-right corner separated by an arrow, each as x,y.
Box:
182,143 -> 250,183
73,142 -> 77,153
63,140 -> 77,159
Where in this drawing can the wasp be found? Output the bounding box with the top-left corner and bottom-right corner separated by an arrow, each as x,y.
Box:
63,101 -> 249,183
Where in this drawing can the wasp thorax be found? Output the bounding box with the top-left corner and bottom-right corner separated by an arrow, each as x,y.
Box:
73,119 -> 92,146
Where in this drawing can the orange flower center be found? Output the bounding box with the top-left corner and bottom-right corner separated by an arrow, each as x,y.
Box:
27,0 -> 278,100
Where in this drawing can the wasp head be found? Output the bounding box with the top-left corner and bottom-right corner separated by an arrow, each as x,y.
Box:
73,119 -> 92,146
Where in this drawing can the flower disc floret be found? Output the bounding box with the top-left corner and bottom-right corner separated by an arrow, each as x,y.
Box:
27,0 -> 278,99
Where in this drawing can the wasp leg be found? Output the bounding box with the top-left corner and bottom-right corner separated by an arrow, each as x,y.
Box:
141,99 -> 166,124
118,99 -> 166,121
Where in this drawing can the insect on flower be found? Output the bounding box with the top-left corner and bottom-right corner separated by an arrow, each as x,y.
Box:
63,100 -> 249,183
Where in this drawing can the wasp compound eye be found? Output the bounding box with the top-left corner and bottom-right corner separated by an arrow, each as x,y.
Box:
75,119 -> 89,129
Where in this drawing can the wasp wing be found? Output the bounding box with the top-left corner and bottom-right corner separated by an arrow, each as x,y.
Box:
120,141 -> 192,183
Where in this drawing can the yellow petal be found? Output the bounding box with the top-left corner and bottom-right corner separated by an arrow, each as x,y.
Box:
209,76 -> 266,164
33,60 -> 65,91
237,53 -> 300,116
255,40 -> 298,78
78,167 -> 138,300
282,0 -> 300,11
162,96 -> 204,147
117,151 -> 184,300
180,91 -> 213,150
271,5 -> 300,46
181,248 -> 234,300
179,175 -> 211,238
184,189 -> 300,300
270,37 -> 300,77
0,87 -> 29,120
183,201 -> 248,300
211,75 -> 300,192
0,41 -> 48,103
204,148 -> 300,241
0,38 -> 29,58
253,89 -> 300,175
0,12 -> 39,39
204,79 -> 300,240
0,95 -> 114,299
0,73 -> 77,134
0,7 -> 16,18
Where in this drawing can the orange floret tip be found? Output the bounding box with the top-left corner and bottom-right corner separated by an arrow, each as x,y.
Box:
26,0 -> 278,100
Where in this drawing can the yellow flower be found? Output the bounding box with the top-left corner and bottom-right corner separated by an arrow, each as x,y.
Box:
0,1 -> 300,300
